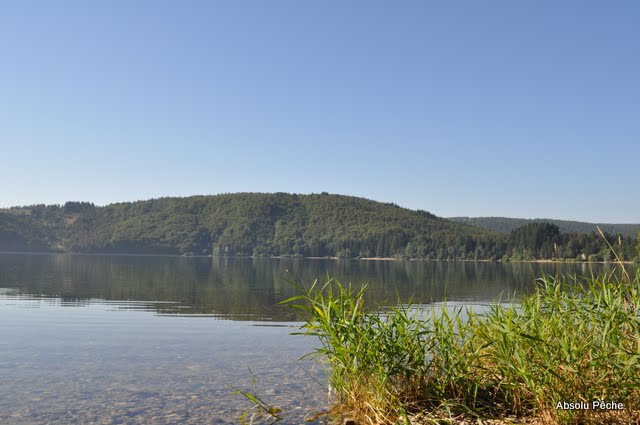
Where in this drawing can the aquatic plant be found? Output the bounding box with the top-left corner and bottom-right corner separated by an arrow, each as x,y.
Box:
229,368 -> 283,425
282,271 -> 640,424
477,272 -> 640,424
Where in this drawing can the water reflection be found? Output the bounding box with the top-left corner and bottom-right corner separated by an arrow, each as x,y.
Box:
0,253 -> 631,321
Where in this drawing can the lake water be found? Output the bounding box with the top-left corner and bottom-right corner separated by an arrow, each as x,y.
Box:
0,253 -> 628,424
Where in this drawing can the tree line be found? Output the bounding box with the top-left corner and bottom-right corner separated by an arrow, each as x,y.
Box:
1,194 -> 638,261
450,216 -> 640,239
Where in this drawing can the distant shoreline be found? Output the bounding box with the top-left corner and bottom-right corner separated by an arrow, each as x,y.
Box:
0,250 -> 635,264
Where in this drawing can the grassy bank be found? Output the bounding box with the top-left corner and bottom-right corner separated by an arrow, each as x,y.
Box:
283,271 -> 640,424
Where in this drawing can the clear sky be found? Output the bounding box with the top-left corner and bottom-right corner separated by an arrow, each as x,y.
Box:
1,1 -> 638,223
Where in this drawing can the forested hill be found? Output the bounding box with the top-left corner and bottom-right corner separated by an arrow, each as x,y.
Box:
449,217 -> 640,239
0,193 -> 504,259
3,194 -> 638,261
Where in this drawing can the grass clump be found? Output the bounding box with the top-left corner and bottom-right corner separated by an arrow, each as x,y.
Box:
478,274 -> 640,424
283,272 -> 640,424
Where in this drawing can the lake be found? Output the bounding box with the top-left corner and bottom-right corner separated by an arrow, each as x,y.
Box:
0,253 -> 627,424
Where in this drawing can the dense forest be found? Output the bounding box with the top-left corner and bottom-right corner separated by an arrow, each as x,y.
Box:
1,193 -> 638,261
450,216 -> 640,238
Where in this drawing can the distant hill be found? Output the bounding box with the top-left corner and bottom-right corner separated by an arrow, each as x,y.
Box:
449,217 -> 640,238
2,194 -> 637,261
0,193 -> 504,260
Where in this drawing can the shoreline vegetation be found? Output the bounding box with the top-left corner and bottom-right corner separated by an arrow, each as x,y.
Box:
0,250 -> 637,266
266,268 -> 640,425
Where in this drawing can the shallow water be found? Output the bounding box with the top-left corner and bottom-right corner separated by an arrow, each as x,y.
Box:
0,293 -> 328,424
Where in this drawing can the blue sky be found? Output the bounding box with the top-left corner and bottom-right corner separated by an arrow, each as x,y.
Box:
1,1 -> 638,222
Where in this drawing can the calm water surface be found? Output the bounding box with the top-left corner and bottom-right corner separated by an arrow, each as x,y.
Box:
0,253 -> 626,424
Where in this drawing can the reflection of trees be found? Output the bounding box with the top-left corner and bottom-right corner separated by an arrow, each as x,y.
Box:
0,254 -> 632,321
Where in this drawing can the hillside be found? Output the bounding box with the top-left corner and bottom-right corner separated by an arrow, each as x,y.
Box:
449,217 -> 640,239
0,211 -> 50,252
0,193 -> 504,260
2,194 -> 637,261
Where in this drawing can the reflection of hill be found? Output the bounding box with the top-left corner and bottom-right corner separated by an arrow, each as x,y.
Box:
1,254 -> 632,321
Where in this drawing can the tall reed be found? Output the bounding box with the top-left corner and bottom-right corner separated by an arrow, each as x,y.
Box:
477,273 -> 640,424
282,271 -> 640,424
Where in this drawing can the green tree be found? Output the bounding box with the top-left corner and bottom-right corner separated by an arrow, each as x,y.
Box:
509,222 -> 561,259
